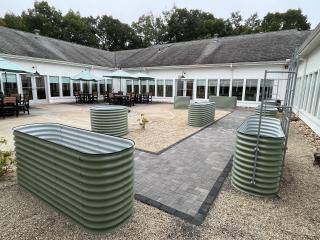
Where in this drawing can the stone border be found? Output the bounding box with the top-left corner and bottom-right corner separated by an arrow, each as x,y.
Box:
135,156 -> 233,225
135,110 -> 234,155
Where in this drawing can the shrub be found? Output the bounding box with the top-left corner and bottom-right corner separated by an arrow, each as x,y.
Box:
0,138 -> 13,176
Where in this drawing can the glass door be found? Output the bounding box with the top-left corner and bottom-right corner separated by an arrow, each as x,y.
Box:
186,80 -> 194,98
21,74 -> 33,100
176,79 -> 194,99
35,76 -> 47,100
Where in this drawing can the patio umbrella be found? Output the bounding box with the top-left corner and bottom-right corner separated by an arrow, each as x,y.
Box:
0,57 -> 33,95
133,72 -> 155,80
104,69 -> 136,91
71,70 -> 102,93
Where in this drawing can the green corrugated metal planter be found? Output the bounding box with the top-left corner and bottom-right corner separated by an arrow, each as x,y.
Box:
188,102 -> 215,127
174,96 -> 190,109
13,123 -> 135,232
91,106 -> 128,137
255,105 -> 278,118
231,116 -> 285,196
209,96 -> 237,108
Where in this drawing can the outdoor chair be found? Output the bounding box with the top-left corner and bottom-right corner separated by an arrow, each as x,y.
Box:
2,96 -> 18,118
108,92 -> 116,105
142,92 -> 152,104
74,92 -> 80,103
18,95 -> 30,115
103,92 -> 108,103
92,91 -> 98,103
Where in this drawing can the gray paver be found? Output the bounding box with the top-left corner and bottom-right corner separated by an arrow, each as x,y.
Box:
134,110 -> 252,217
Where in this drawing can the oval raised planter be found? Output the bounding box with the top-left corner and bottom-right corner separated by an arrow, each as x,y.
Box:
255,105 -> 278,118
14,123 -> 135,232
174,96 -> 190,109
231,116 -> 284,196
90,106 -> 128,137
188,102 -> 215,127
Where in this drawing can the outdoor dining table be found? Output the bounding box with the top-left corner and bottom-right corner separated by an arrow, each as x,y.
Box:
113,94 -> 129,105
79,93 -> 93,103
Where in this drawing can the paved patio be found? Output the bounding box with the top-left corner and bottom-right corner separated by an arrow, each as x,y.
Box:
134,110 -> 253,224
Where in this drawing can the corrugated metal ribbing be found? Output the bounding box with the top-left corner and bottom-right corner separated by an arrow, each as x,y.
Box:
231,116 -> 285,196
174,96 -> 190,109
90,106 -> 128,137
188,102 -> 215,127
255,105 -> 278,118
14,123 -> 134,232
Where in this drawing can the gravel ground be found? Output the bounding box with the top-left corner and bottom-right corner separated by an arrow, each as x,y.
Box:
0,103 -> 229,153
0,126 -> 320,240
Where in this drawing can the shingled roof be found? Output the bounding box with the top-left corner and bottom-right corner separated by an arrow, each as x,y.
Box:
0,26 -> 310,69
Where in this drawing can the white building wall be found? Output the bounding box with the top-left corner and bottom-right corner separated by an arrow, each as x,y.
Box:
294,44 -> 320,136
0,54 -> 287,108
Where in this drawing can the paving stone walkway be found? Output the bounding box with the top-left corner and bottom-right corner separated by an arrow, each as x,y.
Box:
134,110 -> 253,223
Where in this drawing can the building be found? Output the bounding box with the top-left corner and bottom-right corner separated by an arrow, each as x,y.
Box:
294,23 -> 320,136
0,26 -> 309,107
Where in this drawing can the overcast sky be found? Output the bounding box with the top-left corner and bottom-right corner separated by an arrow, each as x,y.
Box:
1,0 -> 319,28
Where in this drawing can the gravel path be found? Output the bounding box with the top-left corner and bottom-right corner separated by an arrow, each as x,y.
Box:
1,126 -> 320,240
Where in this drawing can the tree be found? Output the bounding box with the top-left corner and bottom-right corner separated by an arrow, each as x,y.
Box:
97,15 -> 144,51
228,11 -> 244,35
60,10 -> 99,47
282,9 -> 310,30
244,13 -> 261,33
1,13 -> 26,30
132,12 -> 167,46
21,1 -> 62,37
261,9 -> 310,32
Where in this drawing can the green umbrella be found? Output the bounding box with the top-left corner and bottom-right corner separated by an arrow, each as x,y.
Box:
133,72 -> 155,80
0,57 -> 33,95
104,69 -> 136,91
71,70 -> 102,93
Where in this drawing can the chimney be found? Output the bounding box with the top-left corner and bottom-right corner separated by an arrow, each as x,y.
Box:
33,29 -> 40,35
213,33 -> 219,42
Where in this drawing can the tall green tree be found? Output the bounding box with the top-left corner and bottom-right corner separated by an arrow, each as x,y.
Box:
97,15 -> 144,51
0,13 -> 26,30
243,13 -> 261,33
132,12 -> 168,46
60,10 -> 99,47
21,1 -> 62,37
261,9 -> 310,32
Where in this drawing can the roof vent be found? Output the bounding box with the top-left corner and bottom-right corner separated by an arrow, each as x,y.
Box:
213,34 -> 219,42
33,29 -> 40,35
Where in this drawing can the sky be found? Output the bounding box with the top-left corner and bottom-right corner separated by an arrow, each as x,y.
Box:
0,0 -> 319,28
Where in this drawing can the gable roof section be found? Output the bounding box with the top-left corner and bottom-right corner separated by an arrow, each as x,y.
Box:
0,27 -> 115,68
116,30 -> 310,68
0,26 -> 310,69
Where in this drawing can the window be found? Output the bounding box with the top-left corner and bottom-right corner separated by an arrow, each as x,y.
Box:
92,81 -> 98,94
106,79 -> 113,92
232,79 -> 243,100
303,75 -> 311,110
307,74 -> 316,113
196,79 -> 206,98
49,76 -> 60,97
82,81 -> 90,93
141,80 -> 147,94
157,80 -> 164,97
219,79 -> 230,96
99,80 -> 106,95
126,80 -> 132,93
260,79 -> 274,100
311,72 -> 319,116
245,79 -> 258,101
21,74 -> 33,100
133,80 -> 139,93
207,79 -> 217,97
148,80 -> 155,96
2,73 -> 18,95
165,80 -> 173,97
73,80 -> 80,94
61,77 -> 71,96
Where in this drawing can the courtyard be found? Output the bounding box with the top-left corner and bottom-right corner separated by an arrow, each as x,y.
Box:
0,109 -> 319,239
